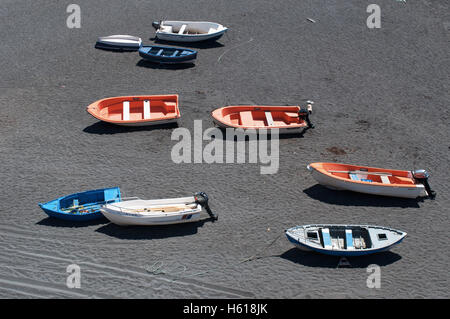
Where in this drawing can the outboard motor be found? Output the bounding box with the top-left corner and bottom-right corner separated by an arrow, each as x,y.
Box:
298,100 -> 314,128
194,192 -> 218,221
152,21 -> 161,30
412,169 -> 436,199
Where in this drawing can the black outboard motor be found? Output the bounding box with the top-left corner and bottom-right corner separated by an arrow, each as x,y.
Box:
412,169 -> 436,199
152,21 -> 161,30
298,100 -> 314,129
194,192 -> 218,221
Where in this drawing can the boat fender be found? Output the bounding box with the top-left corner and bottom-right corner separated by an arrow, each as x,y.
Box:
194,192 -> 218,221
412,169 -> 436,199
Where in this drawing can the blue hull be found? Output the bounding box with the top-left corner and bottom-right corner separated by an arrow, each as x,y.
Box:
139,45 -> 197,64
286,233 -> 404,257
38,187 -> 121,222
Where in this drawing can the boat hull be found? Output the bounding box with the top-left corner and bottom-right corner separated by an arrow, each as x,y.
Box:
307,163 -> 426,198
100,208 -> 202,226
156,30 -> 226,42
213,117 -> 306,134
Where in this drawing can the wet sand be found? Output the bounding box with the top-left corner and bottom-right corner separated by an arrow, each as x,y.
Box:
0,0 -> 449,298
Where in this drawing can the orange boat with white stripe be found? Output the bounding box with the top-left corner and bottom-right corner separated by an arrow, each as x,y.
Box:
86,95 -> 180,126
307,162 -> 436,199
211,102 -> 314,134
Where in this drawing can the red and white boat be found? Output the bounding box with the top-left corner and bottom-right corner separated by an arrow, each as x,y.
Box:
86,95 -> 180,126
307,162 -> 436,199
211,102 -> 314,134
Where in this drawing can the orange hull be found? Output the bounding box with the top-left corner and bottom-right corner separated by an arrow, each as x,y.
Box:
211,105 -> 311,132
86,95 -> 180,126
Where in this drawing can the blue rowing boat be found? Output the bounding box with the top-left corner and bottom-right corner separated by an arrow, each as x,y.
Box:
138,45 -> 197,63
38,187 -> 121,221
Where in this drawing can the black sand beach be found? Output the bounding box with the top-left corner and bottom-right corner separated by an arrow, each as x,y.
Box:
0,0 -> 449,298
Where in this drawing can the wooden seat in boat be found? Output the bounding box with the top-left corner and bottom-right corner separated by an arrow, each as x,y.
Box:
178,24 -> 187,34
265,111 -> 275,126
240,111 -> 254,127
123,101 -> 130,120
143,100 -> 151,119
381,175 -> 391,184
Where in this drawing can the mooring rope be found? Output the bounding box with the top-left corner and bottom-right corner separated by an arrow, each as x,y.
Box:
239,233 -> 283,264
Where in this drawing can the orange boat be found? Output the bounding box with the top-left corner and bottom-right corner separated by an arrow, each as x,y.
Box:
307,162 -> 436,199
211,102 -> 314,134
86,95 -> 180,126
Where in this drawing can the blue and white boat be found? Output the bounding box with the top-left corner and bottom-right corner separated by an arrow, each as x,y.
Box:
138,45 -> 197,64
286,224 -> 406,256
38,187 -> 121,221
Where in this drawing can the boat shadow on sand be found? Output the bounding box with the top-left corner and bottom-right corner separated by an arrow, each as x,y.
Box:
95,218 -> 213,240
280,248 -> 402,268
149,38 -> 225,49
83,121 -> 179,135
36,217 -> 109,228
303,184 -> 424,208
136,59 -> 195,70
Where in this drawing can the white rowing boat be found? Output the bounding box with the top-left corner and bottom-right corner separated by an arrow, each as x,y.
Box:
95,35 -> 142,51
152,21 -> 228,42
100,192 -> 217,226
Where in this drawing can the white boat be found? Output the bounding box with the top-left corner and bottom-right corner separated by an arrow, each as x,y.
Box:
286,224 -> 407,256
152,21 -> 228,42
95,35 -> 142,51
100,192 -> 217,226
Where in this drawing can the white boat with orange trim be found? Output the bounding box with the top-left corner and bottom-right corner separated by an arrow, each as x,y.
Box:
307,162 -> 436,199
100,192 -> 217,226
211,101 -> 314,134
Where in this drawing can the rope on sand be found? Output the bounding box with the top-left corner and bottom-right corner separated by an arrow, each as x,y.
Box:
239,233 -> 283,264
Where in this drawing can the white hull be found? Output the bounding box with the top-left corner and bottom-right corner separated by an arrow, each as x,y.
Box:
114,118 -> 178,127
307,165 -> 425,198
100,196 -> 203,226
96,35 -> 142,48
156,30 -> 226,42
213,118 -> 306,134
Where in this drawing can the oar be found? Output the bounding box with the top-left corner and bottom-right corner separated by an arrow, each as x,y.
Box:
328,170 -> 393,176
